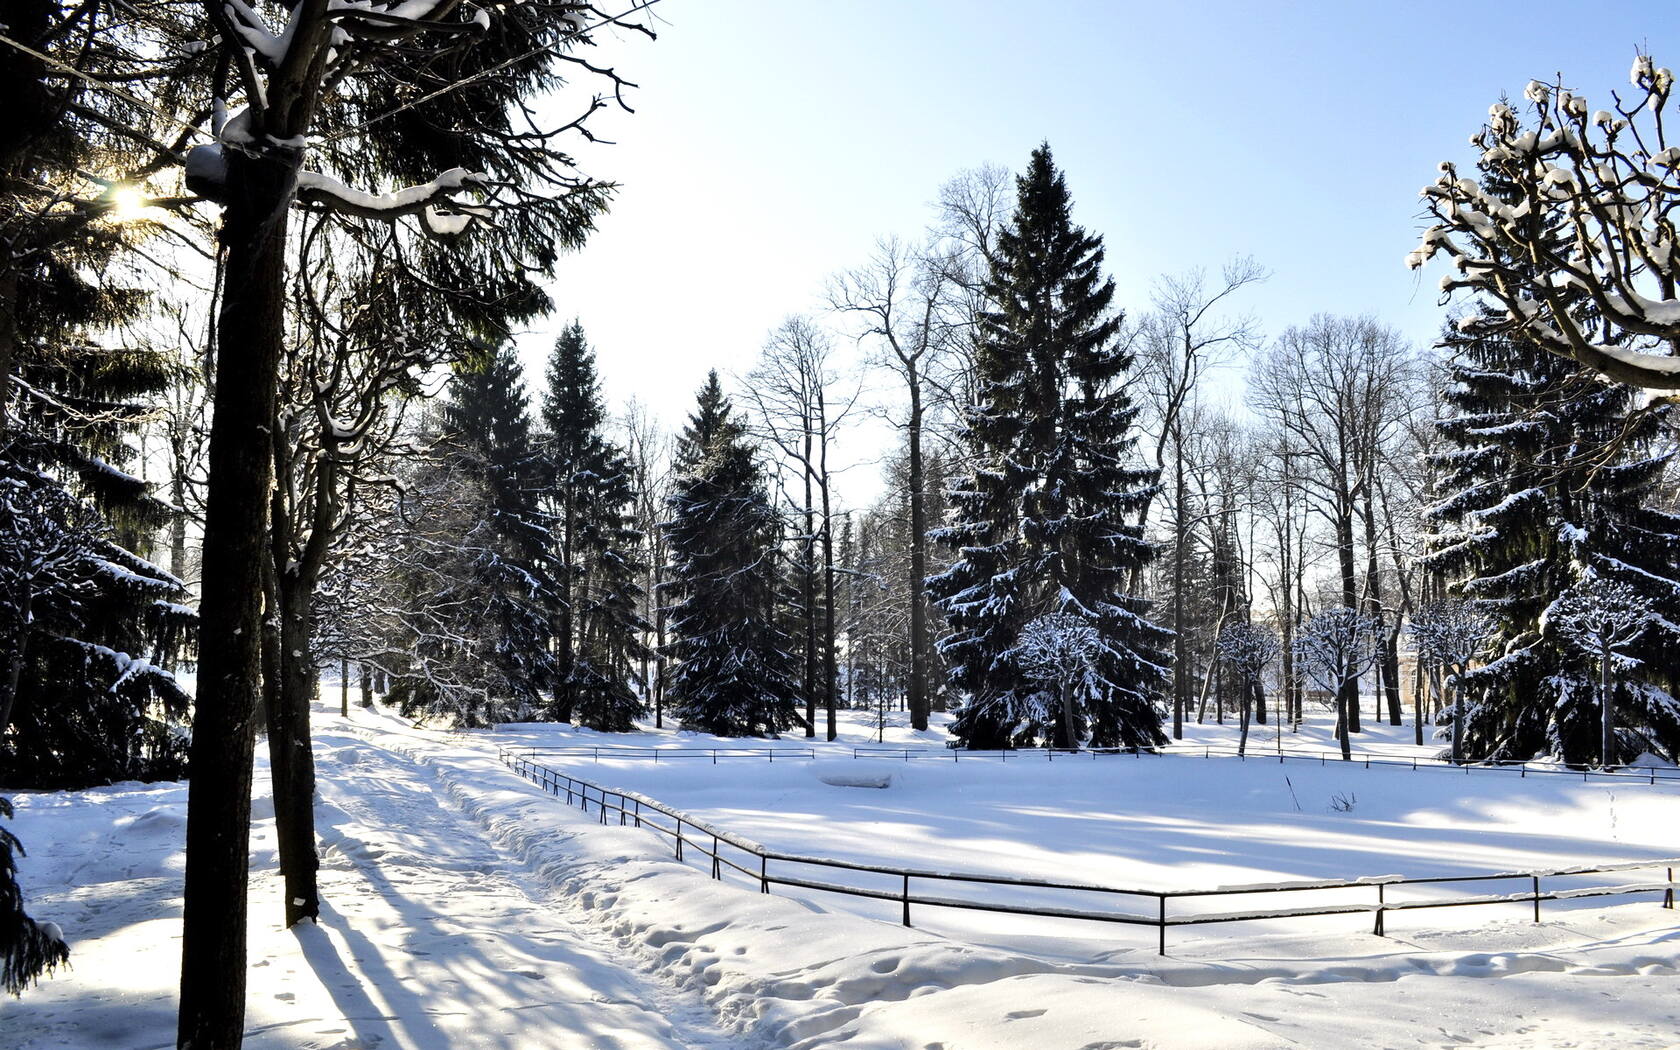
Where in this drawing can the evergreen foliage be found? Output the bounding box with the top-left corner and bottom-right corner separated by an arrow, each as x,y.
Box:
386,346 -> 558,725
1426,151 -> 1680,764
0,0 -> 193,787
540,322 -> 649,731
660,373 -> 800,736
1,796 -> 68,997
1427,317 -> 1680,763
929,144 -> 1169,749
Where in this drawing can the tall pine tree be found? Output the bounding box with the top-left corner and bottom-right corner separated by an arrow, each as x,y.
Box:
1426,122 -> 1680,764
540,322 -> 649,731
388,345 -> 557,725
0,0 -> 194,787
1427,319 -> 1680,763
930,144 -> 1168,750
660,373 -> 800,736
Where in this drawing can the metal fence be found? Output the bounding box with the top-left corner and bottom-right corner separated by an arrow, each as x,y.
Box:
498,748 -> 1678,955
501,740 -> 1680,786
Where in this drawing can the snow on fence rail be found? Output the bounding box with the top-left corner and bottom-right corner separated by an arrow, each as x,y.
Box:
506,741 -> 1680,786
497,748 -> 1679,956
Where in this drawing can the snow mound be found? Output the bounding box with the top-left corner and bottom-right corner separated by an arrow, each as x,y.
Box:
809,760 -> 898,789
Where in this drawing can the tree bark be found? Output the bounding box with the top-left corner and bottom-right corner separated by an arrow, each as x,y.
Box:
268,579 -> 320,926
1601,639 -> 1613,768
177,147 -> 297,1050
906,395 -> 930,732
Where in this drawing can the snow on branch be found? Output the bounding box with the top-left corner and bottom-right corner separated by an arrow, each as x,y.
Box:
1411,55 -> 1680,388
294,168 -> 492,234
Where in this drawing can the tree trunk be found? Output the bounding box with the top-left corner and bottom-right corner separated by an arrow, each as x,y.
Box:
1058,678 -> 1077,750
177,147 -> 296,1050
821,483 -> 838,743
339,657 -> 348,718
267,579 -> 320,927
1601,639 -> 1613,768
801,451 -> 817,738
906,400 -> 930,732
1450,666 -> 1464,765
359,662 -> 372,707
1238,675 -> 1252,756
1336,504 -> 1361,736
0,595 -> 31,735
1171,438 -> 1187,738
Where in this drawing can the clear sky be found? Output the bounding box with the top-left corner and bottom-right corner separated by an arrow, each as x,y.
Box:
518,0 -> 1678,503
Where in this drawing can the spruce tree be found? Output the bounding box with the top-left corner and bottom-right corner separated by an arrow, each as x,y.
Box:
660,373 -> 800,736
0,0 -> 193,787
1427,319 -> 1680,763
388,346 -> 557,724
540,322 -> 649,731
930,144 -> 1168,750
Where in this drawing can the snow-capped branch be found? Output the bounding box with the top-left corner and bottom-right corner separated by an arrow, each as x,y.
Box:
1411,55 -> 1680,389
294,168 -> 491,234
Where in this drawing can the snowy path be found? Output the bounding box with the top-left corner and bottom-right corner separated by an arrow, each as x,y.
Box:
294,724 -> 745,1049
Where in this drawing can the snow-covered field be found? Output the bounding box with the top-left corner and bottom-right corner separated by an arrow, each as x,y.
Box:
5,702 -> 1680,1048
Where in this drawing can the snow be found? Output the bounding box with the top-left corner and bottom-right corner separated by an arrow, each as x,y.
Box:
5,702 -> 1679,1048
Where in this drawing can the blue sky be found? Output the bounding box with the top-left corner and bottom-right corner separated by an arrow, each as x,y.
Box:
522,0 -> 1676,497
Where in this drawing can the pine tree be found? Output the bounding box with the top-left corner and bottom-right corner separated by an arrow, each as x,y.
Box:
387,347 -> 557,724
1426,319 -> 1680,763
1425,130 -> 1680,765
1,796 -> 68,996
660,373 -> 800,736
540,322 -> 649,731
930,144 -> 1168,750
0,0 -> 194,787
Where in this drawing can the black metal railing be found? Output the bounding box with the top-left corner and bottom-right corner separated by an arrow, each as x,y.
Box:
498,748 -> 1678,955
501,740 -> 1680,786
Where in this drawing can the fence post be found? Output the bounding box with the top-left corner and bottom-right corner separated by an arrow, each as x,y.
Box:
1158,895 -> 1167,956
1532,874 -> 1541,922
675,818 -> 683,861
760,855 -> 769,893
711,835 -> 720,879
599,792 -> 608,825
634,799 -> 642,828
1666,867 -> 1674,910
1373,883 -> 1385,936
902,874 -> 911,927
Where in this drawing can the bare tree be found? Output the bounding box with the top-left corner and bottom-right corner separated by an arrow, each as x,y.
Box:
1016,613 -> 1103,749
830,237 -> 963,731
622,400 -> 671,726
743,318 -> 857,740
1549,578 -> 1653,767
1216,619 -> 1280,756
1412,57 -> 1680,389
1136,260 -> 1265,737
1295,607 -> 1383,760
1409,598 -> 1493,765
1250,316 -> 1414,740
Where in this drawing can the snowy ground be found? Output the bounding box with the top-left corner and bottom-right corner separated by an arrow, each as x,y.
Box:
5,701 -> 1679,1048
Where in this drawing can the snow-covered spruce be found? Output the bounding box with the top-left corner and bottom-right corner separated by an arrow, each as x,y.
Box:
930,144 -> 1169,751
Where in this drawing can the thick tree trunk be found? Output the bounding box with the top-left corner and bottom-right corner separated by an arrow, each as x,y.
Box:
178,148 -> 296,1050
339,657 -> 348,718
268,580 -> 321,927
359,662 -> 372,707
1238,675 -> 1252,757
906,403 -> 930,732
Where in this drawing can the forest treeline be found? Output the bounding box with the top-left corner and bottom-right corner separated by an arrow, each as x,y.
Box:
7,2 -> 1680,1041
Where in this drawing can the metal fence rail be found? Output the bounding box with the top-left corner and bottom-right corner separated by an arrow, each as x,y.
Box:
498,749 -> 1678,955
502,740 -> 1680,786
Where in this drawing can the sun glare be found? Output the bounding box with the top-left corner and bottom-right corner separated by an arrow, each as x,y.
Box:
108,184 -> 148,222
